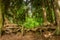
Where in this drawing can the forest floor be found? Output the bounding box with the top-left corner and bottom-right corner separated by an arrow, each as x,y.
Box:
0,32 -> 60,40
1,20 -> 60,40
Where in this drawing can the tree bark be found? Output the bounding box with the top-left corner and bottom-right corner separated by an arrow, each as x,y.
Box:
42,0 -> 50,25
52,0 -> 60,35
0,0 -> 3,36
57,0 -> 60,8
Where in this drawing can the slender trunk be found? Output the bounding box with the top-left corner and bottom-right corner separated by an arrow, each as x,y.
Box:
42,0 -> 50,25
27,0 -> 32,18
42,0 -> 47,22
0,0 -> 3,36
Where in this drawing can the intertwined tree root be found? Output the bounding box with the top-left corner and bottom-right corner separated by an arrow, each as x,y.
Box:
2,23 -> 56,37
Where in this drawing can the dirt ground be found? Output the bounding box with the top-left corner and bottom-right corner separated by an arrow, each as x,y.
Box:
0,32 -> 60,40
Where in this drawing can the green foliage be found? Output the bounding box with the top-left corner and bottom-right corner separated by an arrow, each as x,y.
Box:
3,0 -> 60,35
15,5 -> 26,24
51,9 -> 55,21
36,17 -> 43,25
23,17 -> 39,29
17,6 -> 24,14
23,12 -> 43,29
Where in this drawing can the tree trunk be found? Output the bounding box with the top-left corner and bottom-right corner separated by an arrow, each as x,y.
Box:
57,0 -> 60,8
52,0 -> 60,35
0,0 -> 3,36
42,0 -> 50,25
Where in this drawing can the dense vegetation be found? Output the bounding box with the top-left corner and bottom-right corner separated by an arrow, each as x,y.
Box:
0,0 -> 60,36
